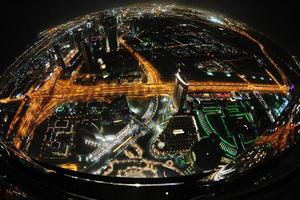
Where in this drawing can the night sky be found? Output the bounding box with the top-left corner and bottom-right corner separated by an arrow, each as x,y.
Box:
1,0 -> 299,72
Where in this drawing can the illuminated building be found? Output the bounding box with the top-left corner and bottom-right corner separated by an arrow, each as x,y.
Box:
131,17 -> 138,35
0,4 -> 299,200
80,40 -> 98,73
173,69 -> 189,113
53,43 -> 66,69
155,114 -> 199,153
103,16 -> 119,52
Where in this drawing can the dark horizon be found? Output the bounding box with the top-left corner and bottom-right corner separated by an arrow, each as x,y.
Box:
1,0 -> 299,72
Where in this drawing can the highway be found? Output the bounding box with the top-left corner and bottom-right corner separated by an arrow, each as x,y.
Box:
1,32 -> 290,150
119,35 -> 162,84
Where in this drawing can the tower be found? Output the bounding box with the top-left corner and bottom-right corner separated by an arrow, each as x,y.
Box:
53,43 -> 66,69
131,17 -> 138,36
103,16 -> 119,52
80,40 -> 93,70
73,30 -> 100,74
173,69 -> 189,113
86,19 -> 98,38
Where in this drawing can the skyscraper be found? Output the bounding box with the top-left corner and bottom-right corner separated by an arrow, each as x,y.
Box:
131,17 -> 138,36
73,30 -> 100,73
53,43 -> 66,69
86,19 -> 98,38
103,16 -> 119,52
173,69 -> 189,113
80,40 -> 93,70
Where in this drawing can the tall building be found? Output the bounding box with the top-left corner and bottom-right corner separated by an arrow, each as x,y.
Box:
116,14 -> 123,24
53,44 -> 66,69
292,55 -> 300,70
103,16 -> 119,52
90,37 -> 101,60
80,40 -> 93,68
173,69 -> 189,113
72,30 -> 83,51
72,30 -> 100,74
86,19 -> 98,38
131,18 -> 138,36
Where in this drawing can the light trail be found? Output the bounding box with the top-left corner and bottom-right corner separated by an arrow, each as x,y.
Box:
119,35 -> 162,84
0,97 -> 23,104
113,135 -> 134,153
1,33 -> 290,151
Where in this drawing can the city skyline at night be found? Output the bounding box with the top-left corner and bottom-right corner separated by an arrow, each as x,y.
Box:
0,2 -> 299,200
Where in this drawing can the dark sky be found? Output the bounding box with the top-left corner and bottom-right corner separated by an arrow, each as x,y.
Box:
1,0 -> 299,72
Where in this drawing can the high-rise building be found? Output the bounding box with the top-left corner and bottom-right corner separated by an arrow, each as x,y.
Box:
53,44 -> 66,69
131,18 -> 138,36
116,14 -> 123,24
72,30 -> 100,74
103,16 -> 119,52
292,55 -> 300,70
86,19 -> 98,38
80,40 -> 93,68
72,30 -> 84,50
90,37 -> 101,60
173,69 -> 189,113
